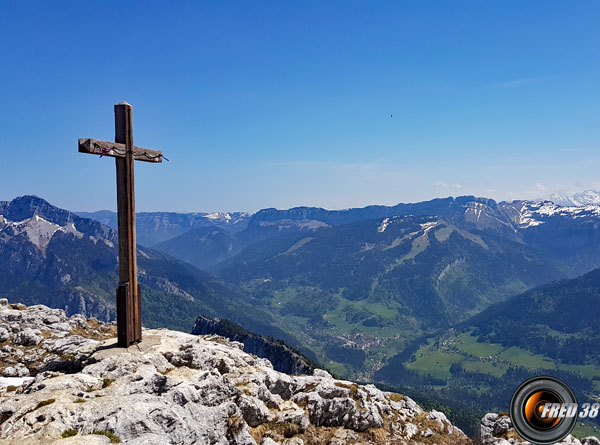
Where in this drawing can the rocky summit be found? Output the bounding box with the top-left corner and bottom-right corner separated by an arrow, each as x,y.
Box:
0,300 -> 471,444
2,300 -> 599,445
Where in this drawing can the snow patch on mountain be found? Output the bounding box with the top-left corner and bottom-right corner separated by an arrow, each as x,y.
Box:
205,212 -> 232,221
517,215 -> 543,228
377,217 -> 390,233
204,212 -> 251,224
515,202 -> 545,228
420,221 -> 439,233
503,200 -> 600,228
88,235 -> 114,248
464,201 -> 486,222
528,201 -> 600,217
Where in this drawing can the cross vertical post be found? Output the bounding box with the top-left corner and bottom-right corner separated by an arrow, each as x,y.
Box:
78,101 -> 164,347
115,102 -> 141,346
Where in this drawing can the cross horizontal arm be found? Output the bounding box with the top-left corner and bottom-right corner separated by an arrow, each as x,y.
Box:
78,138 -> 163,163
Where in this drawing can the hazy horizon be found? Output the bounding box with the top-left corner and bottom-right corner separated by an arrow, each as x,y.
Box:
3,189 -> 597,215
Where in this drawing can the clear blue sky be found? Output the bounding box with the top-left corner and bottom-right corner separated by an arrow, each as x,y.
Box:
1,1 -> 599,212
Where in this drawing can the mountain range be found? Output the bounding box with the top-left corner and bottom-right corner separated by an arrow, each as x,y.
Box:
77,209 -> 250,246
5,193 -> 600,422
0,196 -> 299,349
82,195 -> 600,275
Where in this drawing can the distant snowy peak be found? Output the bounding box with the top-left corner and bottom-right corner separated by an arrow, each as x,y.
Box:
525,201 -> 600,217
505,200 -> 600,229
204,212 -> 231,221
546,190 -> 600,207
203,212 -> 249,224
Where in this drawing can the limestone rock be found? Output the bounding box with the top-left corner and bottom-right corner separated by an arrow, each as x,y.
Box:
12,328 -> 42,346
0,326 -> 10,342
1,363 -> 29,377
0,301 -> 472,444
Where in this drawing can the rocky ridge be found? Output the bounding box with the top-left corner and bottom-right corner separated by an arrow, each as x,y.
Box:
0,300 -> 470,444
191,315 -> 315,375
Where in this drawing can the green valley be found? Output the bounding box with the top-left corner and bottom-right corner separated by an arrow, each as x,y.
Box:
215,214 -> 571,381
376,269 -> 600,427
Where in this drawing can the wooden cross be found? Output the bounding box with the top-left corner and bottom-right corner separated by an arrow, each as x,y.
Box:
78,101 -> 164,347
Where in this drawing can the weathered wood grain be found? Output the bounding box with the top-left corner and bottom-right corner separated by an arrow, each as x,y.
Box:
78,138 -> 163,163
114,102 -> 141,346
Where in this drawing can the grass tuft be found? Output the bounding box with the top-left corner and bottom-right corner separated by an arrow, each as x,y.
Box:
249,421 -> 300,442
34,399 -> 55,410
61,429 -> 78,438
388,393 -> 404,402
92,430 -> 121,443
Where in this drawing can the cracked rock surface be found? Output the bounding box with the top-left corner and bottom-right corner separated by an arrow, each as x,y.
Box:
0,301 -> 474,444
